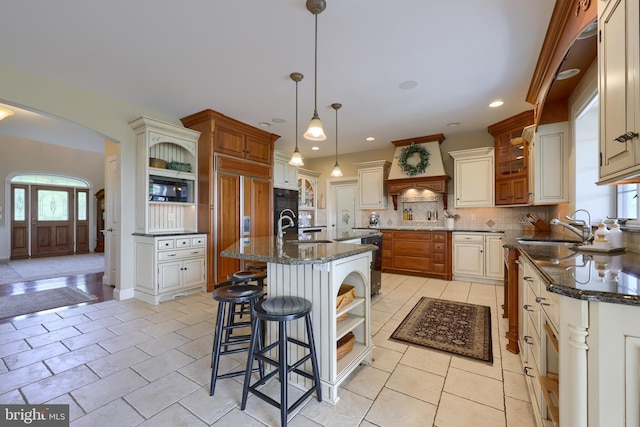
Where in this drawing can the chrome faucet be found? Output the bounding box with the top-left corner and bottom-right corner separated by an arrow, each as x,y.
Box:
277,209 -> 296,247
550,209 -> 594,244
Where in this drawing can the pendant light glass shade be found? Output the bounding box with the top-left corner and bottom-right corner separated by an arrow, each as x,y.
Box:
330,102 -> 343,177
304,2 -> 327,141
289,72 -> 304,166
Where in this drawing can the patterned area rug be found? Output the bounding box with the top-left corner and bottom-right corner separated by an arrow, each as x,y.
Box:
0,254 -> 104,285
391,297 -> 493,363
0,286 -> 97,319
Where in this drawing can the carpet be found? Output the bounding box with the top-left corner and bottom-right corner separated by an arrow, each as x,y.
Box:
0,253 -> 104,285
0,287 -> 97,319
391,297 -> 493,363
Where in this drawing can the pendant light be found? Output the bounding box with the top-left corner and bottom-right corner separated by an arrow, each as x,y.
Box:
288,72 -> 304,166
303,0 -> 327,141
330,103 -> 343,177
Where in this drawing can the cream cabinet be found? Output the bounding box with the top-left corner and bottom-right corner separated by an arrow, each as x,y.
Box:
129,116 -> 201,234
354,161 -> 391,209
449,147 -> 495,207
273,150 -> 298,190
452,232 -> 503,284
298,168 -> 320,228
134,234 -> 207,304
527,122 -> 569,204
598,0 -> 640,183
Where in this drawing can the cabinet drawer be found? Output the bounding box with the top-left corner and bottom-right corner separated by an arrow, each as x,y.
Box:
433,243 -> 445,253
394,231 -> 431,241
453,233 -> 484,243
157,239 -> 175,250
176,238 -> 191,248
158,247 -> 205,261
525,284 -> 541,338
525,314 -> 542,370
539,286 -> 559,331
191,236 -> 206,246
432,232 -> 447,243
393,240 -> 430,255
433,253 -> 445,264
393,256 -> 431,272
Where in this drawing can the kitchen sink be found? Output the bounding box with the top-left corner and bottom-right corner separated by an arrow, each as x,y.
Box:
516,239 -> 580,247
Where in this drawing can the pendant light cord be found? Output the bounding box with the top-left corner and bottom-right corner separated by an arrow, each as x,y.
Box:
313,13 -> 319,115
335,106 -> 339,166
295,80 -> 299,150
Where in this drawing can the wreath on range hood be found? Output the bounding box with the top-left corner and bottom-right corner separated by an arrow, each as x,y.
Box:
397,142 -> 430,176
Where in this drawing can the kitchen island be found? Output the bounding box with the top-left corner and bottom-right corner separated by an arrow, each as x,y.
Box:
221,235 -> 376,404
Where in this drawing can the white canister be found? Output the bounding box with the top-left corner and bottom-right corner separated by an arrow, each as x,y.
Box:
608,222 -> 623,248
446,217 -> 455,229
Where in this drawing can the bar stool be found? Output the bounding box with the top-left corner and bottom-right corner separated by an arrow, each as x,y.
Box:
241,296 -> 322,426
228,270 -> 267,287
246,263 -> 267,272
210,283 -> 264,396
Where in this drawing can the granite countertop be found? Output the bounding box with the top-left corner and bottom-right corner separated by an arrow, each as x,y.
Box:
510,233 -> 640,306
355,226 -> 505,233
220,229 -> 379,265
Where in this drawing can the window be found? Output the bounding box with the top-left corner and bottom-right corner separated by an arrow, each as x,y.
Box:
617,184 -> 639,221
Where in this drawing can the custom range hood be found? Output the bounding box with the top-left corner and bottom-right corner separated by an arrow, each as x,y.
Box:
386,134 -> 450,210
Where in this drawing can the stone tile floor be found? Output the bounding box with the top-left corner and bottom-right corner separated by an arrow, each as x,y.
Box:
0,273 -> 536,426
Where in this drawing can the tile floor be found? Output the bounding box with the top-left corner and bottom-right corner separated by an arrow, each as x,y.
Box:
0,273 -> 536,426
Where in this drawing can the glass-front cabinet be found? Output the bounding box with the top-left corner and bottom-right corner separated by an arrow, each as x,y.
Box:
496,132 -> 527,178
298,169 -> 320,228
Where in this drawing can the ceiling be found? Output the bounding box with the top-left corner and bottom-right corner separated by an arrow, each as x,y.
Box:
0,1 -> 557,158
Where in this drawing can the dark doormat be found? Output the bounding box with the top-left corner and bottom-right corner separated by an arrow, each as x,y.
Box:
391,297 -> 493,363
0,287 -> 97,319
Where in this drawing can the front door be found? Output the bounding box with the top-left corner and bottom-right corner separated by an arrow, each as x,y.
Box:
30,186 -> 74,257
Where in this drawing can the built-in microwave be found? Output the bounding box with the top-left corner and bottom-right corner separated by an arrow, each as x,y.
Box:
148,176 -> 193,203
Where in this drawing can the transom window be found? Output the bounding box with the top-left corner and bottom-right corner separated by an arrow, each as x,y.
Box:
10,174 -> 89,188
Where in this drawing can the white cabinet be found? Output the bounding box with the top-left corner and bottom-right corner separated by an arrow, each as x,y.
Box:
129,116 -> 201,234
449,147 -> 495,207
452,232 -> 503,283
273,150 -> 298,190
598,0 -> 640,184
354,161 -> 391,209
527,122 -> 569,204
298,168 -> 320,228
134,234 -> 207,304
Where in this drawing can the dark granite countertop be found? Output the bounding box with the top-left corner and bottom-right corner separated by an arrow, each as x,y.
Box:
355,226 -> 505,233
220,230 -> 379,265
508,233 -> 640,306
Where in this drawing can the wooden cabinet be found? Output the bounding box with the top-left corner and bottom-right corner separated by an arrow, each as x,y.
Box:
488,111 -> 534,205
452,232 -> 504,283
273,150 -> 298,190
94,189 -> 104,253
181,109 -> 278,289
449,147 -> 495,207
382,230 -> 451,280
598,0 -> 640,184
134,234 -> 207,304
129,116 -> 201,234
527,122 -> 569,204
354,161 -> 391,210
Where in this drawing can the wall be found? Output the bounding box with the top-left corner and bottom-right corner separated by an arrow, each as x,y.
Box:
0,134 -> 105,259
0,63 -> 183,299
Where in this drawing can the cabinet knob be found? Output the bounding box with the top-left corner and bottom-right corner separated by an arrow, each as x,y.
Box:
524,366 -> 535,377
523,335 -> 533,345
523,276 -> 533,282
523,304 -> 534,312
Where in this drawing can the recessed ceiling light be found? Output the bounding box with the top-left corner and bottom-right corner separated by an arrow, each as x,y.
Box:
399,80 -> 418,90
446,122 -> 460,127
365,137 -> 375,141
311,146 -> 320,151
556,68 -> 581,80
577,21 -> 597,39
258,122 -> 271,127
489,100 -> 504,108
272,118 -> 285,124
0,107 -> 14,120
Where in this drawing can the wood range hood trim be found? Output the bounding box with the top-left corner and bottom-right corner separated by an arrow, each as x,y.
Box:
386,175 -> 450,211
386,133 -> 450,211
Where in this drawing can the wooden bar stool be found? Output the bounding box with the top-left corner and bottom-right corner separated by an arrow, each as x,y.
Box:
210,283 -> 264,396
241,296 -> 322,426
